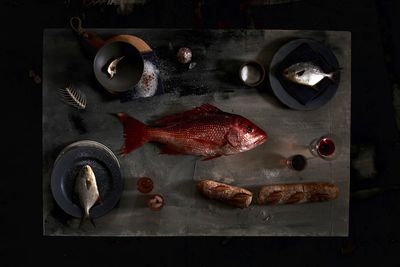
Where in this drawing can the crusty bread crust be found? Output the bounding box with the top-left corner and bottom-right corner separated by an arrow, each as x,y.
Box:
197,180 -> 253,208
258,182 -> 339,205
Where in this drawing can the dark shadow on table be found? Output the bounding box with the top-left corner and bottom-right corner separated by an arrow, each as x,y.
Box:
90,75 -> 121,102
256,37 -> 296,71
48,202 -> 74,228
43,141 -> 74,172
215,58 -> 244,86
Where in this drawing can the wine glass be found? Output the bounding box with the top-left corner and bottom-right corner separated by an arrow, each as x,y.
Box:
284,154 -> 308,171
309,134 -> 341,160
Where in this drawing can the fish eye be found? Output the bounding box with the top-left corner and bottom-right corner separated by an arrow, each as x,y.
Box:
296,70 -> 305,77
246,126 -> 254,133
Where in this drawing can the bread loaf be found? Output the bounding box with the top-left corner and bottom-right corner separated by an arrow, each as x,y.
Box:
258,182 -> 339,205
197,180 -> 253,208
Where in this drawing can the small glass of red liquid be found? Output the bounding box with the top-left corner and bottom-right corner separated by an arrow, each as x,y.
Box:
309,134 -> 340,160
285,154 -> 307,171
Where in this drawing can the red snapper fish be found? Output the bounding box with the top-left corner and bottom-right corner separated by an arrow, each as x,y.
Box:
117,104 -> 268,160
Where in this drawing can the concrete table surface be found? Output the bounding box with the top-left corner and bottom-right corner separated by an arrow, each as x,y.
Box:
43,29 -> 350,236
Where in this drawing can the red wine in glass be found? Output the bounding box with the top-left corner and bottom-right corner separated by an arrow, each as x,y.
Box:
317,138 -> 335,157
310,134 -> 340,160
286,154 -> 307,171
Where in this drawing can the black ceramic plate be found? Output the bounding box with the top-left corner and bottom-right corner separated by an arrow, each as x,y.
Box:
51,141 -> 123,218
94,40 -> 144,93
269,39 -> 340,110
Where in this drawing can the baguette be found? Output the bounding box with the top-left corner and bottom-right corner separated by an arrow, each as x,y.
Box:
197,180 -> 253,208
258,182 -> 339,205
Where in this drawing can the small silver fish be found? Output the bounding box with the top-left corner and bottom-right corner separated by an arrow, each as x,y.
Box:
107,56 -> 125,79
74,165 -> 101,227
283,62 -> 339,88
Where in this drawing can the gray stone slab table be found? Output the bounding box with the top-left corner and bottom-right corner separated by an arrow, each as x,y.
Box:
43,29 -> 350,236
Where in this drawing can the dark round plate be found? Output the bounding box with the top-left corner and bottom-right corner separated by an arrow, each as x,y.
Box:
269,39 -> 340,110
51,141 -> 123,218
94,40 -> 144,93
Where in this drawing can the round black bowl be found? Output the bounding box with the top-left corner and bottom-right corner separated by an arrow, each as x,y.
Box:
94,41 -> 144,93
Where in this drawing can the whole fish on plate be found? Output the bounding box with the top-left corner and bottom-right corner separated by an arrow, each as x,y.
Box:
116,104 -> 268,160
74,165 -> 101,227
282,62 -> 340,88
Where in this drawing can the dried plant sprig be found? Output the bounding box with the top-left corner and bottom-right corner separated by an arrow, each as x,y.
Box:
59,86 -> 87,110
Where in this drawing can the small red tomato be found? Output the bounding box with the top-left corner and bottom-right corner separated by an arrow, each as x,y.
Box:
147,194 -> 165,211
137,177 -> 154,194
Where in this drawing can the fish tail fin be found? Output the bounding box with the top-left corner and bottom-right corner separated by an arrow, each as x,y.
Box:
327,68 -> 342,84
116,112 -> 150,155
79,211 -> 95,228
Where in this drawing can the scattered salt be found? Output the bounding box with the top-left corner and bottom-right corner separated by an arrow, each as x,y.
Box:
135,60 -> 159,98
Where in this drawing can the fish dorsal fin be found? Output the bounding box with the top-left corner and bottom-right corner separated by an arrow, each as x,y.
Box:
154,104 -> 222,126
196,104 -> 222,113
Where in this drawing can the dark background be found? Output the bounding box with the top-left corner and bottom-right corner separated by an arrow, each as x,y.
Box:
1,0 -> 399,266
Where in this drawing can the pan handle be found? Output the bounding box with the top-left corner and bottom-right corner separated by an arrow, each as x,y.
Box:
70,16 -> 105,50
